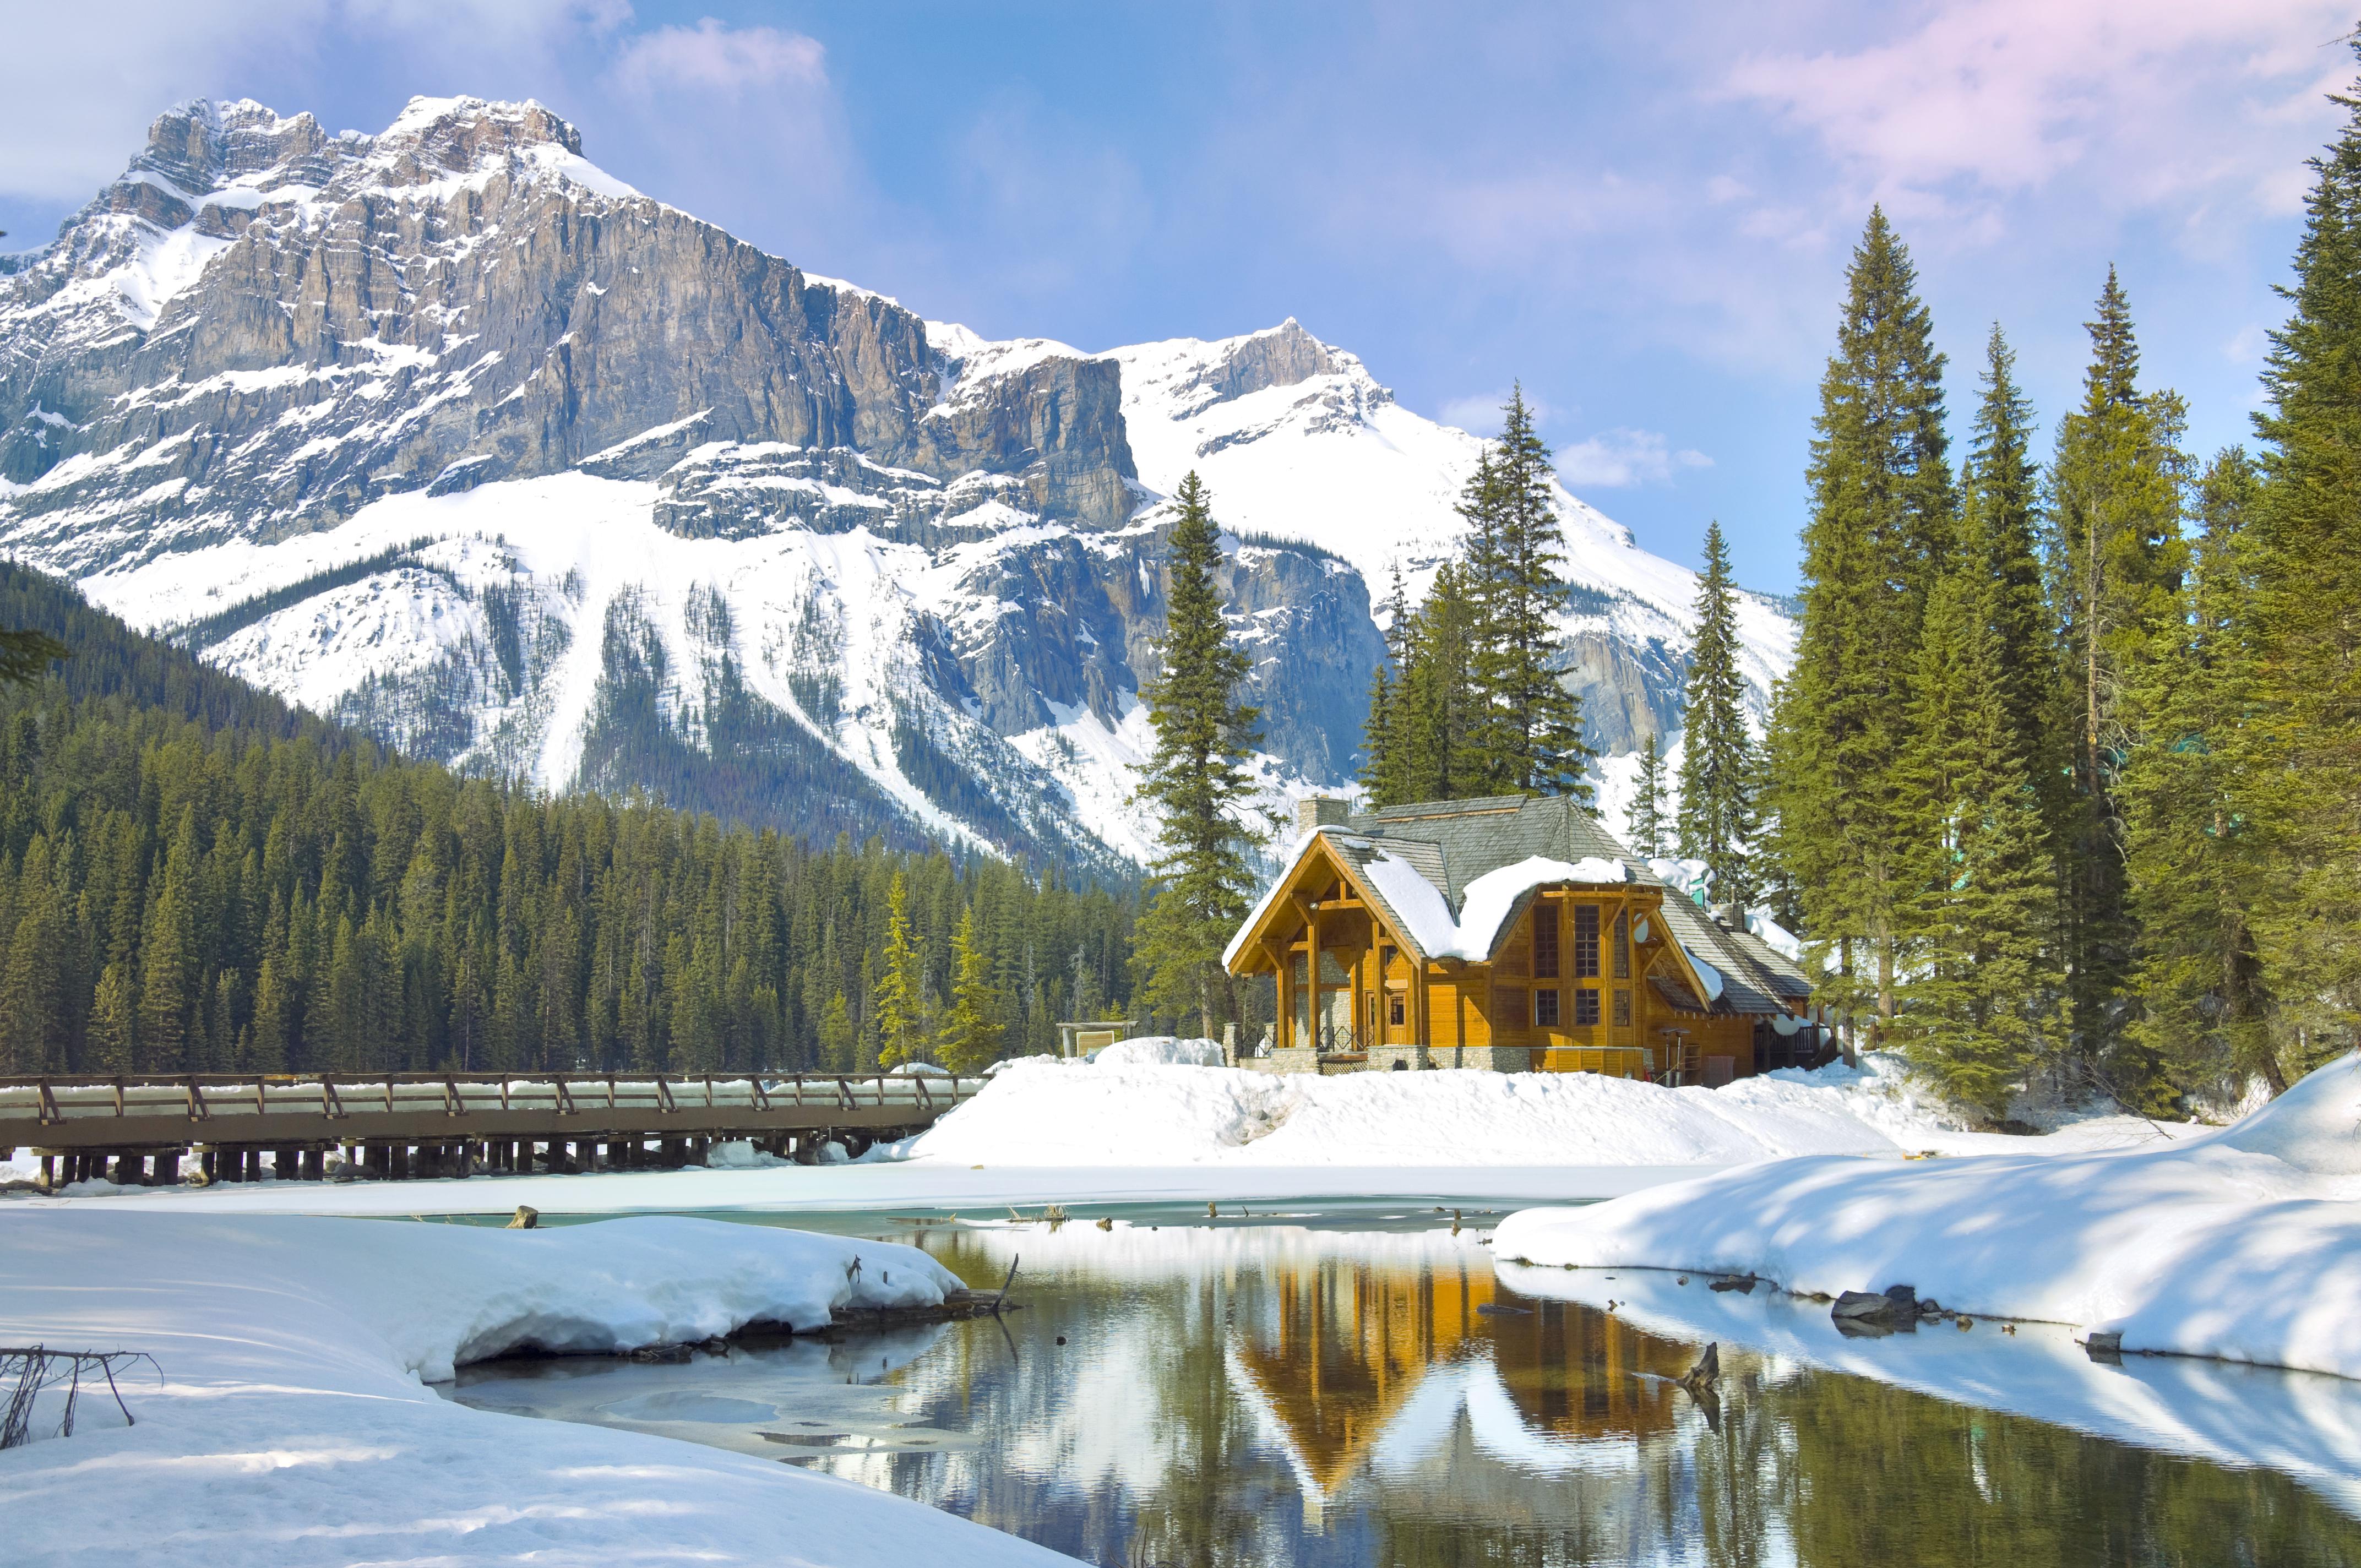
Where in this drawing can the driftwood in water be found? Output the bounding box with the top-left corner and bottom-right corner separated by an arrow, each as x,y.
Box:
1678,1342 -> 1720,1394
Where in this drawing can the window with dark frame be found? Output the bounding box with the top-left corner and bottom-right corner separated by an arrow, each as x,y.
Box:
1574,904 -> 1600,977
1533,904 -> 1560,978
1389,992 -> 1406,1028
1575,987 -> 1601,1027
1614,987 -> 1633,1027
1535,987 -> 1561,1028
1613,910 -> 1630,978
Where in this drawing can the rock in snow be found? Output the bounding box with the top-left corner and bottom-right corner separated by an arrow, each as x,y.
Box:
0,1211 -> 1075,1567
1493,1053 -> 2361,1380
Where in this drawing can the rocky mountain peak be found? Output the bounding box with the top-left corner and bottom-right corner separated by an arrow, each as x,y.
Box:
365,95 -> 589,187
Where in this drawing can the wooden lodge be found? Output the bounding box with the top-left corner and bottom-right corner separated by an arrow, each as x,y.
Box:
1223,793 -> 1820,1084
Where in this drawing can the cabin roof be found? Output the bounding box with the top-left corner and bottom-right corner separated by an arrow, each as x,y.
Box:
1227,792 -> 1811,1020
1348,793 -> 1649,902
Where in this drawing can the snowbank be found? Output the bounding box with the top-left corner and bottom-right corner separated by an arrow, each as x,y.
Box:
887,1059 -> 1906,1167
1494,1054 -> 2361,1380
0,1212 -> 1073,1566
1092,1035 -> 1225,1068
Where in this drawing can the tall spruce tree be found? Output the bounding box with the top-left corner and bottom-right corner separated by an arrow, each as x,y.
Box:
2244,52 -> 2361,1065
1890,559 -> 2065,1114
2121,450 -> 2279,1097
1395,563 -> 1479,803
935,904 -> 1005,1072
1359,565 -> 1414,805
1766,208 -> 1956,1048
1461,389 -> 1597,801
1962,325 -> 2055,788
1131,472 -> 1263,1038
1676,522 -> 1758,903
872,870 -> 923,1066
2047,269 -> 2189,1092
1631,734 -> 1670,857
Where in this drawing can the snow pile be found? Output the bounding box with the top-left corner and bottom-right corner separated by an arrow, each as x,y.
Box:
0,1212 -> 1070,1565
1493,1054 -> 2361,1380
1093,1036 -> 1226,1068
1763,1052 -> 2202,1157
886,1059 -> 1903,1167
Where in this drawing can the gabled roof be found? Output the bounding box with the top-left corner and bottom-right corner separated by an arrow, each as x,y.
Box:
1348,794 -> 1647,902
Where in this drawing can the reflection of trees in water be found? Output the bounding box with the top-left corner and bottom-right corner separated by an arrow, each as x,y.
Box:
866,1231 -> 2361,1568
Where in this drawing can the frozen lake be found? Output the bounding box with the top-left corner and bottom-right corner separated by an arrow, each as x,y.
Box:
443,1204 -> 2361,1566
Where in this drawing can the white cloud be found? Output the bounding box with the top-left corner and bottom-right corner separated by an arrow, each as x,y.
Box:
1438,388 -> 1553,435
1722,0 -> 2351,214
607,18 -> 826,100
1554,428 -> 1711,489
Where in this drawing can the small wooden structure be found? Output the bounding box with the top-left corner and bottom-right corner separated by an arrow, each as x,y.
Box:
1056,1021 -> 1137,1058
1224,794 -> 1817,1081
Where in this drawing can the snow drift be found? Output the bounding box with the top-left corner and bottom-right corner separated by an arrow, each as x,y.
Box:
887,1059 -> 1906,1167
0,1213 -> 1072,1566
1091,1035 -> 1227,1068
1493,1054 -> 2361,1380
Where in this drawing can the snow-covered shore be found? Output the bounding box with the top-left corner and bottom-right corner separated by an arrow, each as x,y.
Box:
1494,1054 -> 2361,1380
3,1053 -> 2195,1217
0,1212 -> 1079,1567
1492,1257 -> 2361,1515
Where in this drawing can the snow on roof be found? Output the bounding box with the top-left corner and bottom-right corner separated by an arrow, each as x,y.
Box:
1680,944 -> 1725,1004
1225,832 -> 1632,970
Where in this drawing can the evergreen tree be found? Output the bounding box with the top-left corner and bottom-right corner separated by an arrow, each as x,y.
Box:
936,905 -> 1005,1072
1359,567 -> 1414,805
1630,734 -> 1670,858
2048,268 -> 2189,1093
1766,208 -> 1956,1049
873,870 -> 924,1066
1131,472 -> 1263,1038
2121,450 -> 2279,1097
2242,53 -> 2361,1067
1676,522 -> 1758,902
1461,389 -> 1596,800
818,990 -> 856,1072
1396,563 -> 1479,802
1962,324 -> 2055,792
1890,565 -> 2065,1114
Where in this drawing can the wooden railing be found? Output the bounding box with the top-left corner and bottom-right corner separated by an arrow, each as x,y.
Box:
0,1070 -> 982,1153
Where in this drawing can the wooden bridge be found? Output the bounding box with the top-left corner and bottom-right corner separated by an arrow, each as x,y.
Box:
0,1071 -> 985,1188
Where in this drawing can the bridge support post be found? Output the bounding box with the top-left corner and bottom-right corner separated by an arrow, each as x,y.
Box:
40,1153 -> 53,1190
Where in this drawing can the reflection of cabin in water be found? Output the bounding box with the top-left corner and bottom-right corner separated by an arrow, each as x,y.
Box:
1223,793 -> 1820,1083
1225,1250 -> 1705,1521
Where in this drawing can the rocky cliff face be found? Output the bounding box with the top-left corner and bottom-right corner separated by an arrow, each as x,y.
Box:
0,95 -> 1786,869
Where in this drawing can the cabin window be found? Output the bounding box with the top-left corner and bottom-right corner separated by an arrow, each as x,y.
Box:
1575,987 -> 1601,1027
1532,905 -> 1560,978
1389,993 -> 1406,1028
1613,911 -> 1630,978
1613,987 -> 1633,1027
1534,988 -> 1561,1027
1380,944 -> 1397,974
1574,905 -> 1601,978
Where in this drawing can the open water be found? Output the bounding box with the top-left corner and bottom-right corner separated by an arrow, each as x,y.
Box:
444,1204 -> 2361,1566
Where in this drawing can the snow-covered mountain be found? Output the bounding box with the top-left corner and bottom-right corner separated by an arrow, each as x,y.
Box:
0,96 -> 1793,868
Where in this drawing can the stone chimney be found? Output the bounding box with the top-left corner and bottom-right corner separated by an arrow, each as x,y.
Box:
1713,900 -> 1746,929
1295,796 -> 1351,838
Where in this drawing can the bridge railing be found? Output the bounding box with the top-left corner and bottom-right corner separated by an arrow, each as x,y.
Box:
0,1070 -> 983,1140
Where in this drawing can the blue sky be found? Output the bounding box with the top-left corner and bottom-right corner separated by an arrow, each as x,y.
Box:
3,2 -> 2348,592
